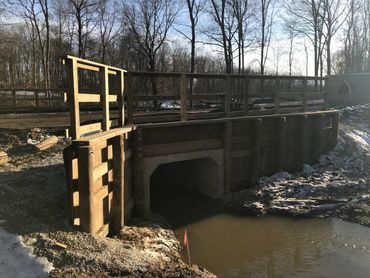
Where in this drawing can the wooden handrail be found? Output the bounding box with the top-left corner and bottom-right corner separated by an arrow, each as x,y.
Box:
130,71 -> 327,80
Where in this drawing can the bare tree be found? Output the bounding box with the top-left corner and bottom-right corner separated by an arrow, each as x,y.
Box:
286,0 -> 326,88
67,0 -> 100,58
231,0 -> 253,74
121,0 -> 178,72
321,0 -> 349,74
97,0 -> 119,63
258,0 -> 276,75
207,0 -> 236,74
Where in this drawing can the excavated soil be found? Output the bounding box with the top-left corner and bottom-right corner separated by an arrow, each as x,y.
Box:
0,128 -> 214,278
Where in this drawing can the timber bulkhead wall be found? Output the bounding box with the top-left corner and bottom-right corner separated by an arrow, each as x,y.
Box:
131,110 -> 339,217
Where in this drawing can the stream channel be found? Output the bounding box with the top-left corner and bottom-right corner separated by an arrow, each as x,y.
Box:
151,181 -> 370,278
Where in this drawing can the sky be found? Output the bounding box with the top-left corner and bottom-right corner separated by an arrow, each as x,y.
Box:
169,1 -> 345,76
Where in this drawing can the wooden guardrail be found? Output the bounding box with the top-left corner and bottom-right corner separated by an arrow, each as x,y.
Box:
126,72 -> 327,123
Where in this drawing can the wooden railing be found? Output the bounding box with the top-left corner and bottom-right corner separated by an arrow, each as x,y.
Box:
126,72 -> 327,123
63,55 -> 126,139
0,63 -> 328,128
0,88 -> 65,113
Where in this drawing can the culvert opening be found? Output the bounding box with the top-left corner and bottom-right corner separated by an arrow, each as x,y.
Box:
150,158 -> 222,228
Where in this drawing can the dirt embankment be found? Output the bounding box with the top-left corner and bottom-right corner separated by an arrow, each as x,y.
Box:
0,129 -> 214,278
224,104 -> 370,227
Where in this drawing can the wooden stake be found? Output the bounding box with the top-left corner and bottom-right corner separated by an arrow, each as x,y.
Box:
184,229 -> 192,266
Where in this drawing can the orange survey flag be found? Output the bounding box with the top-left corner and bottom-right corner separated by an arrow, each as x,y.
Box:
184,229 -> 188,246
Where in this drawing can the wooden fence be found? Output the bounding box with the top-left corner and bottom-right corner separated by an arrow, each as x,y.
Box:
0,88 -> 65,113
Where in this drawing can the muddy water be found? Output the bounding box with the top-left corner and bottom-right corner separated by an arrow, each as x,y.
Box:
174,215 -> 370,277
150,181 -> 370,278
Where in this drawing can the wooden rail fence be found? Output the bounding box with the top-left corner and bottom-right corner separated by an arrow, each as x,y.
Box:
0,88 -> 65,113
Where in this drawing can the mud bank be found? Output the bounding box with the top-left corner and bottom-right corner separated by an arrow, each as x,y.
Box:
0,128 -> 214,278
224,104 -> 370,226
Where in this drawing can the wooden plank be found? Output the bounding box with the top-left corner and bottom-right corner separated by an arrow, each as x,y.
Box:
77,146 -> 95,233
0,151 -> 8,165
100,67 -> 110,131
180,73 -> 187,121
93,161 -> 112,182
74,126 -> 135,145
112,134 -> 125,233
225,75 -> 231,118
66,58 -> 81,139
35,135 -> 58,151
12,89 -> 16,113
251,118 -> 262,184
275,77 -> 280,114
314,114 -> 325,160
300,115 -> 308,165
76,62 -> 99,72
142,138 -> 223,157
187,94 -> 225,100
224,121 -> 232,193
133,95 -> 178,101
67,55 -> 126,72
117,71 -> 125,127
133,128 -> 148,216
231,149 -> 252,158
243,77 -> 249,116
79,120 -> 119,137
331,113 -> 339,148
79,93 -> 100,102
35,91 -> 39,112
302,91 -> 307,112
126,72 -> 133,124
276,117 -> 286,172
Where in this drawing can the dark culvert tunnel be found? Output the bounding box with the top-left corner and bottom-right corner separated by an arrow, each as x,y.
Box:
150,158 -> 223,228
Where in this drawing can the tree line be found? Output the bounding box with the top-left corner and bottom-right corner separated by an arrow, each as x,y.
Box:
0,0 -> 368,89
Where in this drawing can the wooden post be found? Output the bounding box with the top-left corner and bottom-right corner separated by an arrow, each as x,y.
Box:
276,117 -> 286,172
314,114 -> 325,160
12,89 -> 16,113
302,91 -> 307,112
180,74 -> 187,121
251,118 -> 262,184
63,146 -> 79,226
323,83 -> 328,109
243,77 -> 249,116
225,75 -> 231,117
300,115 -> 308,166
331,113 -> 339,148
112,134 -> 125,233
117,71 -> 125,127
275,77 -> 280,114
133,128 -> 147,216
65,58 -> 81,139
77,146 -> 95,233
100,66 -> 110,131
126,72 -> 134,124
35,90 -> 39,112
224,121 -> 232,193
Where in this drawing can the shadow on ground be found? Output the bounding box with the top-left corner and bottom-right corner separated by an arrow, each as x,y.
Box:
0,163 -> 71,235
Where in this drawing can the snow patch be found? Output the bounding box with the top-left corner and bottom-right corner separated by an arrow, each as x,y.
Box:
0,229 -> 53,278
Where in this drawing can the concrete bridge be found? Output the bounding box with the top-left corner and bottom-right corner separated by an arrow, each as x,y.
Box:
62,56 -> 338,236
